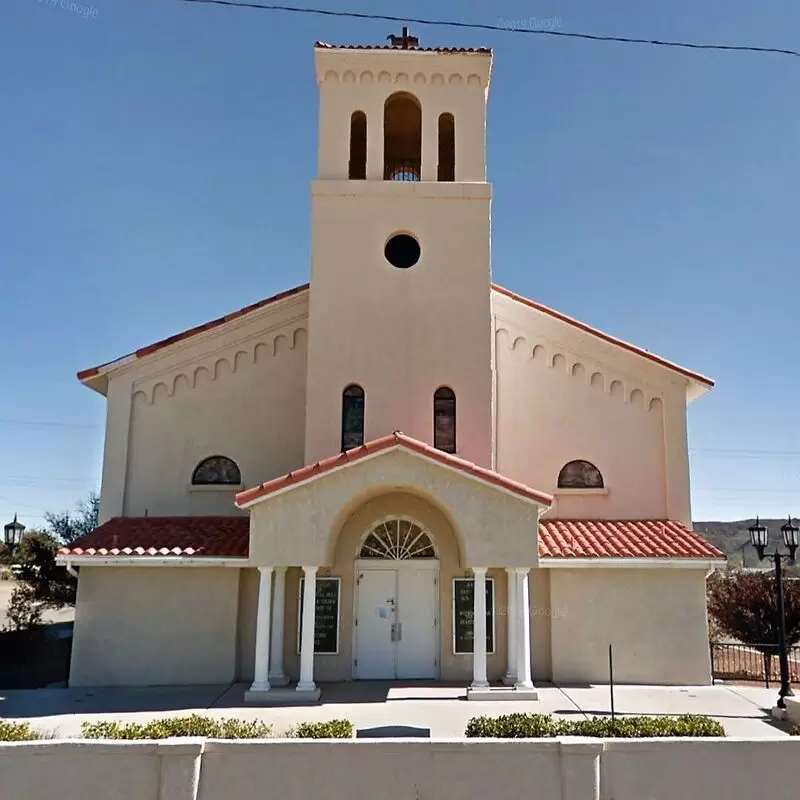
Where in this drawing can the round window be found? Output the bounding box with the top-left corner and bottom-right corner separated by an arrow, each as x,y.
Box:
384,233 -> 420,269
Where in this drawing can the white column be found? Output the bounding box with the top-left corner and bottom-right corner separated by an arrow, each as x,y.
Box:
297,565 -> 318,692
515,568 -> 533,689
250,566 -> 273,693
504,568 -> 518,685
269,566 -> 287,685
471,567 -> 489,688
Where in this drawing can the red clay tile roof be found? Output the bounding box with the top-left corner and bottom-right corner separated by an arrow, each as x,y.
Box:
56,516 -> 724,561
492,285 -> 714,388
236,432 -> 553,508
315,42 -> 491,53
57,516 -> 249,558
538,519 -> 725,560
77,284 -> 309,382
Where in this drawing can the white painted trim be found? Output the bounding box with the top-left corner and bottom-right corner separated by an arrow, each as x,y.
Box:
237,443 -> 552,510
187,484 -> 244,493
297,576 -> 341,655
539,557 -> 725,569
554,487 -> 610,497
56,556 -> 247,568
354,559 -> 440,571
452,576 -> 496,656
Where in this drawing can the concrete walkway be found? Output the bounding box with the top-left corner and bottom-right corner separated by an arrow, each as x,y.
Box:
0,682 -> 792,738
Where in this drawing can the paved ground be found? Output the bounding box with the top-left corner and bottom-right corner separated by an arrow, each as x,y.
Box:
0,682 -> 792,738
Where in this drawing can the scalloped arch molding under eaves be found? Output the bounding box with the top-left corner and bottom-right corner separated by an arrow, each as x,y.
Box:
321,69 -> 486,88
132,327 -> 308,406
499,329 -> 664,413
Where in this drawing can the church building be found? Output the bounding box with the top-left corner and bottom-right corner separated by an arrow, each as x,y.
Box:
58,33 -> 725,700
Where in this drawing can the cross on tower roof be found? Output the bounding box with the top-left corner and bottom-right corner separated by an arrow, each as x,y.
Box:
387,26 -> 419,49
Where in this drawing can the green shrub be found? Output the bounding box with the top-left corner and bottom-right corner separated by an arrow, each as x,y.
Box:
790,724 -> 800,736
465,713 -> 724,738
81,715 -> 272,740
288,720 -> 354,739
0,721 -> 41,741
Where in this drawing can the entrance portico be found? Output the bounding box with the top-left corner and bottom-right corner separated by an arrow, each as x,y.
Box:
236,432 -> 552,703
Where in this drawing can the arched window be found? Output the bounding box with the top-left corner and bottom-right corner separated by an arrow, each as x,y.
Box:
192,456 -> 241,486
383,92 -> 421,181
359,518 -> 437,559
348,111 -> 367,180
433,386 -> 456,454
557,460 -> 604,489
341,384 -> 365,451
437,113 -> 455,182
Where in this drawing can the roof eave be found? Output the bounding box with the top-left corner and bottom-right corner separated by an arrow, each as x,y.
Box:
492,284 -> 715,393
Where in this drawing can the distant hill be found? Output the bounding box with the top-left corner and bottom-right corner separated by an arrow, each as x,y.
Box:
694,519 -> 793,569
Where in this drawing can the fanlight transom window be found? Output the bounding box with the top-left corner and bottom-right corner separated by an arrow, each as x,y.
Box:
359,519 -> 437,560
192,455 -> 241,486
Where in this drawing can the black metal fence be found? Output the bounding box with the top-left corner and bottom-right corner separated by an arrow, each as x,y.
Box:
0,622 -> 73,689
710,641 -> 800,687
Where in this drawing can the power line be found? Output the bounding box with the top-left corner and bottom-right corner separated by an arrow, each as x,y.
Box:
183,0 -> 800,60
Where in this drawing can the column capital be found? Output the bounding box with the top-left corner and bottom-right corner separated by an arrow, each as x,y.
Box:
258,565 -> 274,577
301,565 -> 319,574
471,566 -> 488,576
514,566 -> 530,576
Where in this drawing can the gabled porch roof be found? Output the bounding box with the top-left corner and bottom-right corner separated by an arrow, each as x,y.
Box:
235,432 -> 553,510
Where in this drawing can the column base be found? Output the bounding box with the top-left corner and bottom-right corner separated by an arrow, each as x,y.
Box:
467,686 -> 538,702
245,686 -> 321,705
470,680 -> 490,689
296,681 -> 319,694
268,673 -> 290,687
514,679 -> 534,690
502,673 -> 518,686
248,680 -> 270,693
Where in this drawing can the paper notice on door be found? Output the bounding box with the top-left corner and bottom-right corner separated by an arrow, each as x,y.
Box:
378,606 -> 388,619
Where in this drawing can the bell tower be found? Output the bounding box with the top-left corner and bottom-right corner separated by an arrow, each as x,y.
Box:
304,33 -> 494,468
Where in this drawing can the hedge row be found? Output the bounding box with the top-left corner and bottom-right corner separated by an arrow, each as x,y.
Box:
465,713 -> 725,738
0,721 -> 41,742
80,716 -> 355,740
0,716 -> 354,741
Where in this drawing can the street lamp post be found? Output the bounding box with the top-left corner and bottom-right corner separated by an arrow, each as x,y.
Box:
3,514 -> 25,556
749,515 -> 799,710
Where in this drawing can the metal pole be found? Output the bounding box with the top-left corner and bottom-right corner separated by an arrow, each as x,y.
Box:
775,552 -> 793,708
609,644 -> 615,723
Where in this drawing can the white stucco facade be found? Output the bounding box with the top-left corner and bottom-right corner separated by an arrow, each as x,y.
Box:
61,35 -> 723,694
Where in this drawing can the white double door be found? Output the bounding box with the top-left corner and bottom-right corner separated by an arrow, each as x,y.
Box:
354,561 -> 439,680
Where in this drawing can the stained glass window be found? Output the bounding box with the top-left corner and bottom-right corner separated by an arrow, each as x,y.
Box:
341,384 -> 365,451
557,460 -> 604,489
191,456 -> 241,485
433,387 -> 456,454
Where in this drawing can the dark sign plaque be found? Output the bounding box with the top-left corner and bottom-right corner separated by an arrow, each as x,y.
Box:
453,577 -> 495,654
298,577 -> 340,655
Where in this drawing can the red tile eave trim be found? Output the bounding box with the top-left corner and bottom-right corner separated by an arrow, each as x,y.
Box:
537,519 -> 726,560
76,284 -> 310,382
236,432 -> 553,508
492,284 -> 715,388
315,42 -> 492,53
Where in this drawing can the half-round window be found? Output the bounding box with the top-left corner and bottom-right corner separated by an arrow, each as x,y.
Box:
359,518 -> 437,560
191,456 -> 241,486
557,460 -> 604,489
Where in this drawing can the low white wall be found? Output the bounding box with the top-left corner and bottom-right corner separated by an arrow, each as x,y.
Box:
1,738 -> 798,800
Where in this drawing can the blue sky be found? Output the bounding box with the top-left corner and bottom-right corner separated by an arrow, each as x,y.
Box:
1,0 -> 798,529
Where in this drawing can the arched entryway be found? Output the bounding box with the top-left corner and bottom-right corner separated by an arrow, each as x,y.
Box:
353,517 -> 439,679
